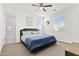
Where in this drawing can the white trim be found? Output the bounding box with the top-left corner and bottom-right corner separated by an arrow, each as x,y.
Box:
57,40 -> 71,44
0,47 -> 2,53
0,45 -> 3,53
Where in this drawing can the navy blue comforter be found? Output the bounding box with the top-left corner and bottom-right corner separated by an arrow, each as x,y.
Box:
25,34 -> 56,51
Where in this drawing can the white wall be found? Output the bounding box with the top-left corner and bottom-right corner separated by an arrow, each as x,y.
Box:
16,13 -> 38,42
0,4 -> 5,52
5,4 -> 79,43
44,5 -> 79,43
4,8 -> 42,43
39,4 -> 79,43
59,5 -> 79,43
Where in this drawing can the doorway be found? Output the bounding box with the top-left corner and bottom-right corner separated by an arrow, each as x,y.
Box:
5,15 -> 16,44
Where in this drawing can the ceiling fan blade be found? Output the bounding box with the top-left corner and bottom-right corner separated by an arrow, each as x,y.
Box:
44,5 -> 52,7
32,4 -> 38,6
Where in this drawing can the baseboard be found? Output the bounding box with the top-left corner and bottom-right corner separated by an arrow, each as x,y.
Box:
57,40 -> 71,45
0,46 -> 3,53
16,40 -> 20,43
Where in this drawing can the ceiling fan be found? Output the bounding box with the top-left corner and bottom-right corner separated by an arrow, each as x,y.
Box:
32,3 -> 52,12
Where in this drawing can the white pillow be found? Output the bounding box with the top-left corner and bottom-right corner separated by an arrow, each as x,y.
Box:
22,31 -> 32,35
32,31 -> 42,35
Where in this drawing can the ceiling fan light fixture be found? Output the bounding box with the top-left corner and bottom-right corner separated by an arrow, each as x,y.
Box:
40,7 -> 43,10
32,3 -> 54,12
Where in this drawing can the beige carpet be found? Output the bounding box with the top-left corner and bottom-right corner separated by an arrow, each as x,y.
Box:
0,42 -> 68,56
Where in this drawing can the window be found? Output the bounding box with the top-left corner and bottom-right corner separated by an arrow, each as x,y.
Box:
53,16 -> 64,31
37,17 -> 44,29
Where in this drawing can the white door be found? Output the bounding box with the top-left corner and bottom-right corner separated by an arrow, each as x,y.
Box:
5,15 -> 16,44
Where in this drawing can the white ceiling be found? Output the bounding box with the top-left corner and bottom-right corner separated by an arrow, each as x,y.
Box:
3,3 -> 77,16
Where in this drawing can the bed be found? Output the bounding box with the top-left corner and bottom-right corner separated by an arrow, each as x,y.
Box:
20,28 -> 57,52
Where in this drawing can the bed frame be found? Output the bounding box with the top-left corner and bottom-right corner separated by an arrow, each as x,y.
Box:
20,28 -> 40,52
20,28 -> 57,53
